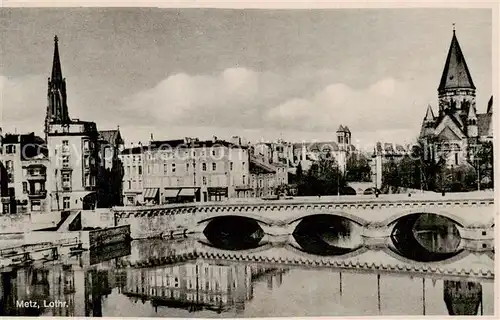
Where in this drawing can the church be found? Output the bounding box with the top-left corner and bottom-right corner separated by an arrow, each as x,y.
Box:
419,29 -> 493,167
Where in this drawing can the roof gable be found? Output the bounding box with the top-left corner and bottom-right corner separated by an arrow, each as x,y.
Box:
99,130 -> 123,145
434,114 -> 466,141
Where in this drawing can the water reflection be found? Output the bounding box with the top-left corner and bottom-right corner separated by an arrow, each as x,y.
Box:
292,215 -> 363,256
444,281 -> 483,316
390,213 -> 463,262
203,216 -> 265,250
0,238 -> 494,317
123,262 -> 286,314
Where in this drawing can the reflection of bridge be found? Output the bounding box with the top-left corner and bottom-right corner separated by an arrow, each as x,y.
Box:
113,192 -> 494,241
114,239 -> 494,281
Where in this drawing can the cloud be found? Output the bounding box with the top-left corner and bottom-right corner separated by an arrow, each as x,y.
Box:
265,77 -> 427,139
1,68 -> 432,148
0,75 -> 47,134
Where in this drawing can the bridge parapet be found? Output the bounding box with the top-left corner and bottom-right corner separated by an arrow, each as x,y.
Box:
113,194 -> 494,240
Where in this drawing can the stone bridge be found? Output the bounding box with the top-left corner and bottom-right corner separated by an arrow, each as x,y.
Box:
113,192 -> 495,241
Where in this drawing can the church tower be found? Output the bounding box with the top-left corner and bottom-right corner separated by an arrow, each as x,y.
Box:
45,35 -> 70,138
437,29 -> 476,119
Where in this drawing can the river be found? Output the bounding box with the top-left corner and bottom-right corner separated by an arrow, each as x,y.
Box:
0,233 -> 494,317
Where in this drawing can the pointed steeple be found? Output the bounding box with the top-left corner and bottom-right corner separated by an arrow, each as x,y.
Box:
424,104 -> 435,121
336,125 -> 345,132
51,35 -> 63,82
487,96 -> 493,114
467,103 -> 477,120
438,29 -> 476,93
45,35 -> 70,132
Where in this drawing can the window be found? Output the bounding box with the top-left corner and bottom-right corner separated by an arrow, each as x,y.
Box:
203,176 -> 207,185
63,140 -> 70,153
212,150 -> 216,156
202,163 -> 207,171
127,181 -> 131,189
455,153 -> 459,165
62,155 -> 70,168
138,166 -> 142,175
6,145 -> 16,154
85,173 -> 90,186
22,182 -> 28,194
230,162 -> 233,171
242,162 -> 245,168
212,163 -> 216,171
186,163 -> 189,171
31,200 -> 41,212
242,175 -> 246,185
63,197 -> 70,210
164,164 -> 168,174
84,156 -> 90,167
62,173 -> 71,190
171,164 -> 176,173
126,166 -> 130,176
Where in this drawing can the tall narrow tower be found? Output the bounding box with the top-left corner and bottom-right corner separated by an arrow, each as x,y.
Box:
437,28 -> 476,118
45,35 -> 70,138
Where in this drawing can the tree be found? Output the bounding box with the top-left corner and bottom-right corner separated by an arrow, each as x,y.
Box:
296,162 -> 303,179
296,158 -> 347,196
346,152 -> 371,182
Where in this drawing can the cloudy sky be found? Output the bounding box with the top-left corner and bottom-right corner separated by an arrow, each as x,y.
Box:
0,8 -> 492,149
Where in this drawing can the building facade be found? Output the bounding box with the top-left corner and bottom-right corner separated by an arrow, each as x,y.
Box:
141,137 -> 250,204
119,146 -> 145,206
0,133 -> 49,214
96,129 -> 125,207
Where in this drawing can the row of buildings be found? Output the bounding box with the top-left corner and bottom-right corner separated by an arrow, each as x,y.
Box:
118,127 -> 355,205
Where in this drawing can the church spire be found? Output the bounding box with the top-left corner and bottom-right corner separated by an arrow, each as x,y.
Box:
487,96 -> 493,114
51,35 -> 63,82
424,104 -> 435,121
438,29 -> 476,93
45,35 -> 70,133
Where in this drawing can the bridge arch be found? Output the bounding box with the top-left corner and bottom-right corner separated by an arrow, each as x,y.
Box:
383,210 -> 466,228
197,212 -> 275,226
285,211 -> 367,226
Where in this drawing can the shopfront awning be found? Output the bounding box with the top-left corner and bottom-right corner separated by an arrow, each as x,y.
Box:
143,188 -> 159,199
163,188 -> 180,198
178,187 -> 199,197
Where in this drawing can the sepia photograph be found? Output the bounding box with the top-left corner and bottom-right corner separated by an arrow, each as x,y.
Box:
0,3 -> 496,317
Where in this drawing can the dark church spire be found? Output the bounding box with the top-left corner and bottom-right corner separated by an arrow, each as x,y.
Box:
51,35 -> 63,82
438,29 -> 476,93
45,35 -> 70,135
